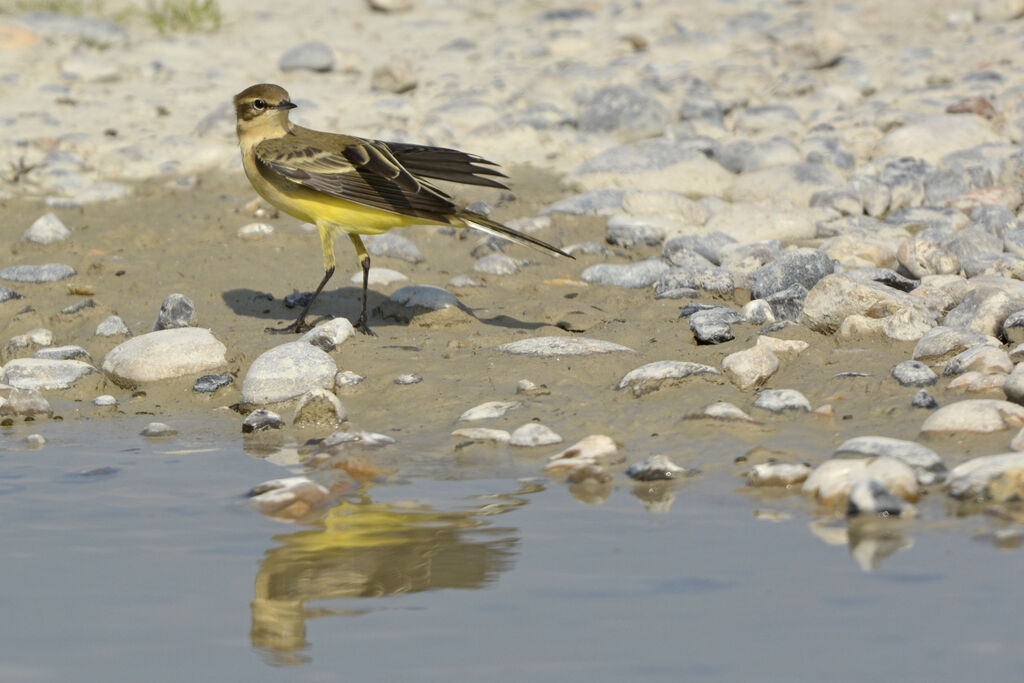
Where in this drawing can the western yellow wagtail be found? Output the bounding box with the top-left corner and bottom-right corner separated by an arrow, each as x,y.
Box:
233,83 -> 572,335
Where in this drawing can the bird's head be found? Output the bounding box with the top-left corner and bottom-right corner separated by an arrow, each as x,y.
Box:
233,83 -> 297,137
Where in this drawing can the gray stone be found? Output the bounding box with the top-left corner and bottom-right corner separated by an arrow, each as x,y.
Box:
606,214 -> 683,248
715,136 -> 801,173
474,253 -> 521,275
335,371 -> 365,388
154,293 -> 197,330
848,175 -> 891,217
626,455 -> 693,481
496,336 -> 634,357
2,358 -> 95,390
662,231 -> 737,265
279,41 -> 334,72
912,390 -> 939,409
749,248 -> 834,300
141,422 -> 177,437
371,57 -> 417,94
389,285 -> 464,310
0,264 -> 76,283
577,85 -> 669,141
0,286 -> 22,303
193,374 -> 233,393
299,318 -> 356,352
655,265 -> 734,299
847,268 -> 917,293
365,233 -> 423,263
892,360 -> 937,387
913,325 -> 999,362
102,328 -> 227,386
1003,310 -> 1024,343
944,287 -> 1024,337
509,423 -> 563,447
580,259 -> 670,288
241,341 -> 337,405
18,11 -> 127,44
833,435 -> 947,485
23,213 -> 70,244
742,299 -> 775,325
32,345 -> 90,362
95,315 -> 130,337
0,387 -> 52,417
394,373 -> 422,385
943,344 -> 1013,376
920,399 -> 1024,433
752,388 -> 811,413
458,400 -> 520,421
614,360 -> 721,396
539,189 -> 628,216
242,409 -> 284,433
765,283 -> 809,322
689,307 -> 744,344
847,479 -> 916,518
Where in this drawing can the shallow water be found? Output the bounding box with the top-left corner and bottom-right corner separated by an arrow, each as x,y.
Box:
2,414 -> 1023,683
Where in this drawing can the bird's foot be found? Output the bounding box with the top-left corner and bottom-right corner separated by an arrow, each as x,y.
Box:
354,315 -> 377,337
265,318 -> 311,334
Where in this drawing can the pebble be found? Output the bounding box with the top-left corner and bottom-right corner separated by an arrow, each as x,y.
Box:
892,360 -> 937,387
365,234 -> 424,263
451,427 -> 511,444
299,318 -> 356,352
920,399 -> 1024,433
93,395 -> 116,406
240,341 -> 337,405
752,389 -> 812,413
614,360 -> 722,397
846,480 -> 917,518
689,306 -> 744,344
335,371 -> 365,388
1003,310 -> 1024,344
577,84 -> 669,142
748,248 -> 835,301
349,268 -> 408,286
237,222 -> 274,238
292,388 -> 348,426
580,259 -> 671,289
742,299 -> 775,325
448,274 -> 485,288
388,285 -> 463,310
0,387 -> 52,417
153,293 -> 197,330
722,345 -> 780,391
545,435 -> 621,471
95,315 -> 131,337
1,358 -> 95,391
474,253 -> 522,275
394,373 -> 422,385
371,57 -> 417,94
626,455 -> 693,481
459,400 -> 520,421
515,379 -> 550,396
33,345 -> 90,361
943,345 -> 1012,376
833,436 -> 947,485
803,457 -> 919,506
946,452 -> 1024,501
23,213 -> 70,244
912,326 -> 999,362
193,374 -> 233,393
0,264 -> 76,283
509,423 -> 562,447
539,189 -> 628,217
912,390 -> 939,409
697,401 -> 758,422
745,462 -> 811,487
0,286 -> 22,303
25,434 -> 45,449
141,422 -> 177,437
496,336 -> 633,357
242,409 -> 285,433
278,40 -> 334,72
103,328 -> 227,386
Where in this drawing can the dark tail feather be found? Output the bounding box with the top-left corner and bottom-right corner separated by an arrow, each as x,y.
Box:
386,142 -> 511,189
459,212 -> 573,259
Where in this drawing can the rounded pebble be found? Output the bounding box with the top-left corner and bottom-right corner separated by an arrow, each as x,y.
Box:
509,423 -> 562,447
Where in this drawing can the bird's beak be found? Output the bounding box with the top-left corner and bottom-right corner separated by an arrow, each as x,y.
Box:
278,100 -> 297,110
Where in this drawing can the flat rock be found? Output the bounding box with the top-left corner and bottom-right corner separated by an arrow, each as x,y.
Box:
509,423 -> 563,447
458,400 -> 520,421
580,259 -> 670,288
451,427 -> 511,444
240,341 -> 337,405
0,387 -> 52,417
103,328 -> 227,386
614,360 -> 722,396
749,248 -> 835,301
892,360 -> 937,387
279,40 -> 334,72
946,452 -> 1024,501
388,285 -> 463,310
2,358 -> 95,390
496,336 -> 633,357
920,399 -> 1024,433
833,436 -> 947,485
752,389 -> 811,413
912,326 -> 999,362
746,462 -> 811,486
0,263 -> 76,283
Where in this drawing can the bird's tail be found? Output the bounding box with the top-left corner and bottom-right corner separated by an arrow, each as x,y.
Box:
459,212 -> 574,259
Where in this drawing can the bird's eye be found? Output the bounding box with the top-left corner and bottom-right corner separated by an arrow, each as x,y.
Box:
252,99 -> 266,110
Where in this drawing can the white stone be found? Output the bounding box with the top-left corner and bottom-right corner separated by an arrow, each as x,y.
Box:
803,457 -> 918,505
614,360 -> 722,396
240,341 -> 336,405
1,358 -> 95,390
509,423 -> 563,447
496,336 -> 634,356
458,400 -> 520,421
545,435 -> 621,471
946,452 -> 1024,500
299,318 -> 356,352
920,399 -> 1024,433
349,267 -> 408,285
722,345 -> 779,391
102,328 -> 227,385
451,428 -> 511,443
23,213 -> 70,244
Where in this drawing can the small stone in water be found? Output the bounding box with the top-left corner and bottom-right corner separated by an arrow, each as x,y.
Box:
394,373 -> 423,385
912,390 -> 938,409
93,394 -> 116,406
545,434 -> 621,470
193,374 -> 233,393
626,454 -> 694,481
0,388 -> 52,417
746,462 -> 811,487
242,409 -> 284,433
752,389 -> 811,413
451,427 -> 511,444
141,422 -> 176,437
25,433 -> 45,448
509,423 -> 562,447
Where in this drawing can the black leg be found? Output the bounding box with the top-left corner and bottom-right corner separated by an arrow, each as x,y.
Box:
354,254 -> 376,336
266,266 -> 335,334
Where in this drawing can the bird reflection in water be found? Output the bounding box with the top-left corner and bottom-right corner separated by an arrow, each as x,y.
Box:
249,481 -> 539,664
